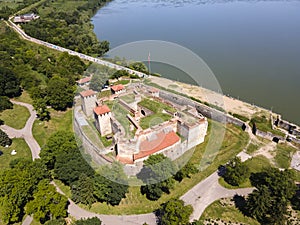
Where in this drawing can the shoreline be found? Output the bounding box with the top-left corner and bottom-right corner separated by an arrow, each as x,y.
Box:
148,76 -> 300,128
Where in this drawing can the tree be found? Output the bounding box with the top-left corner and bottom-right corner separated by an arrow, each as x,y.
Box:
138,154 -> 177,200
46,76 -> 75,110
246,168 -> 297,224
93,163 -> 128,206
223,157 -> 250,186
73,217 -> 102,225
0,96 -> 13,112
110,70 -> 130,79
33,98 -> 50,121
174,162 -> 198,181
160,199 -> 193,225
0,129 -> 12,147
129,62 -> 148,74
0,66 -> 21,97
71,173 -> 96,206
25,180 -> 68,223
44,218 -> 66,225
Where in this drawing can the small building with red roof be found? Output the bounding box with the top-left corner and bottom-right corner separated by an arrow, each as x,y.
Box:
77,76 -> 92,86
111,84 -> 125,94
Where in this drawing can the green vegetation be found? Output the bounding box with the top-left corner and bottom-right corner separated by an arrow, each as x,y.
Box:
246,142 -> 261,154
232,113 -> 249,122
274,143 -> 297,169
85,122 -> 249,214
128,62 -> 148,74
0,129 -> 12,148
199,199 -> 260,225
0,138 -> 31,169
159,199 -> 193,225
106,101 -> 133,138
222,157 -> 250,186
0,159 -> 54,224
140,113 -> 172,130
21,0 -> 110,56
138,98 -> 176,114
251,115 -> 284,136
138,154 -> 177,201
0,0 -> 42,20
32,109 -> 73,147
0,104 -> 30,129
113,79 -> 130,85
245,168 -> 297,224
120,93 -> 135,104
87,64 -> 115,92
98,90 -> 111,99
74,217 -> 102,225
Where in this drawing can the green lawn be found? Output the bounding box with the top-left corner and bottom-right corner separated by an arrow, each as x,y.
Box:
0,104 -> 30,129
113,79 -> 130,85
13,91 -> 33,104
120,93 -> 135,104
199,199 -> 260,225
246,142 -> 262,155
274,144 -> 297,169
251,115 -> 284,137
32,109 -> 73,148
140,113 -> 172,129
138,98 -> 176,113
0,138 -> 32,169
80,121 -> 249,215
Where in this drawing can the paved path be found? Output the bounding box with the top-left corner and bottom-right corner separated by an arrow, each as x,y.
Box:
181,172 -> 254,221
0,100 -> 40,160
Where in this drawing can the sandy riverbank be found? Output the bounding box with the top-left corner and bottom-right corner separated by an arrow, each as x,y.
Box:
149,76 -> 277,120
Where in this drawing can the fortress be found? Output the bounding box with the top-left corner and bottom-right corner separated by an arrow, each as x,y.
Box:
78,81 -> 208,165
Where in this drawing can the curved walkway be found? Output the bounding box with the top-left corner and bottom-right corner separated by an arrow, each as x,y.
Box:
1,101 -> 253,224
0,100 -> 40,160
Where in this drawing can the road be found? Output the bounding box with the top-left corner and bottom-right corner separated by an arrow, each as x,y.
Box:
5,19 -> 146,78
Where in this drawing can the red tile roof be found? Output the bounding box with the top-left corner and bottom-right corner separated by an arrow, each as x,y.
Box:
80,90 -> 96,98
111,84 -> 124,92
77,76 -> 91,84
134,131 -> 180,160
94,105 -> 110,115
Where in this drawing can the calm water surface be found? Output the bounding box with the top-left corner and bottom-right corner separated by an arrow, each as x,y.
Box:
92,0 -> 300,124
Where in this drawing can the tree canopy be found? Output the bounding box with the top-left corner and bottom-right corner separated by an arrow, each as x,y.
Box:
0,129 -> 12,147
159,199 -> 193,225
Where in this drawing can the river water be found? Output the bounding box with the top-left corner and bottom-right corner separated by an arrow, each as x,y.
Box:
92,0 -> 300,124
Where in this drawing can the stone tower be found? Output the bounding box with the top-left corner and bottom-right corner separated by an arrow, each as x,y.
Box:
94,105 -> 112,136
80,90 -> 97,117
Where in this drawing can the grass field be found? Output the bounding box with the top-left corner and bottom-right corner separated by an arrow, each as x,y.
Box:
199,199 -> 260,225
246,142 -> 261,155
138,98 -> 176,114
120,93 -> 135,104
32,109 -> 73,147
0,138 -> 31,169
13,91 -> 33,104
78,121 -> 249,215
140,113 -> 172,129
0,104 -> 30,129
274,144 -> 297,169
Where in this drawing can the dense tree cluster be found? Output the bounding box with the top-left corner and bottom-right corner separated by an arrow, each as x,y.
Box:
222,157 -> 250,186
0,22 -> 87,118
128,62 -> 148,74
0,0 -> 40,20
245,168 -> 297,224
138,154 -> 177,200
73,217 -> 102,225
22,0 -> 110,56
0,159 -> 68,224
159,198 -> 193,225
87,64 -> 115,92
40,131 -> 128,207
